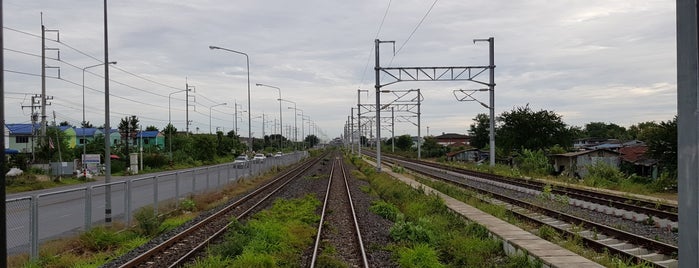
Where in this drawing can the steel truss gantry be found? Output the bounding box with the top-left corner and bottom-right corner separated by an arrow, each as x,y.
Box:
373,38 -> 495,171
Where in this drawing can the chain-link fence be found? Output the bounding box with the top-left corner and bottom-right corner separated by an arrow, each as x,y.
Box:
5,152 -> 307,258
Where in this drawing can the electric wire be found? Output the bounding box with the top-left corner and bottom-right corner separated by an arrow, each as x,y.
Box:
389,0 -> 439,65
358,0 -> 392,88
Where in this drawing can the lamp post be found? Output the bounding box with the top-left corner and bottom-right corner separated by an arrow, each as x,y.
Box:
82,61 -> 115,177
287,105 -> 300,150
168,88 -> 188,162
209,102 -> 227,134
279,98 -> 296,149
209,45 -> 252,152
103,0 -> 113,224
296,109 -> 304,148
255,83 -> 283,150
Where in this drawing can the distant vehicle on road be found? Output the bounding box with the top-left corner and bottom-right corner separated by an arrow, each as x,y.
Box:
253,153 -> 266,163
233,155 -> 250,168
274,152 -> 283,157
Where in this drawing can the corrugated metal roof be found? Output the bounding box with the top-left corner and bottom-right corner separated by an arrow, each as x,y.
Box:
6,124 -> 40,135
136,130 -> 161,138
75,128 -> 100,136
552,149 -> 620,157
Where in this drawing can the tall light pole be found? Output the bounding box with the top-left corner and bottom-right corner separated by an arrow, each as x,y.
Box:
209,102 -> 227,134
279,98 -> 296,149
296,109 -> 304,148
103,0 -> 113,224
255,83 -> 283,150
168,88 -> 189,162
82,61 -> 115,177
357,89 -> 368,157
209,45 -> 252,152
287,106 -> 300,150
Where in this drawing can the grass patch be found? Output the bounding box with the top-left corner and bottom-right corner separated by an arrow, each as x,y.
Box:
191,194 -> 321,267
413,174 -> 651,267
349,155 -> 540,267
9,163 -> 288,268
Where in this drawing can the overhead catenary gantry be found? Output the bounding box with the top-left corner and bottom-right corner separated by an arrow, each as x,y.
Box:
373,38 -> 495,171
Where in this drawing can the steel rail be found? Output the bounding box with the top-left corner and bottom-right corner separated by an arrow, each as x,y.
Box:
371,151 -> 678,221
118,152 -> 327,268
374,153 -> 677,267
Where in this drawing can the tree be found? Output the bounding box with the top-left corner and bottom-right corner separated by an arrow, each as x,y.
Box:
395,135 -> 413,151
145,125 -> 159,131
59,121 -> 72,127
627,121 -> 660,141
584,122 -> 628,140
468,113 -> 490,149
304,135 -> 320,148
118,115 -> 140,157
497,105 -> 572,154
645,117 -> 677,175
421,136 -> 447,158
81,121 -> 94,128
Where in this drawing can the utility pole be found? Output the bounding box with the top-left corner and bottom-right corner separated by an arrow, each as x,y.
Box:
677,0 -> 698,266
40,16 -> 60,149
185,81 -> 195,135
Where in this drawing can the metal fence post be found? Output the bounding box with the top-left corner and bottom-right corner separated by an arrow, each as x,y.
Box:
175,171 -> 180,208
206,167 -> 210,191
153,176 -> 159,216
125,180 -> 132,226
217,166 -> 221,186
227,163 -> 231,182
30,195 -> 38,259
85,187 -> 92,230
192,169 -> 196,193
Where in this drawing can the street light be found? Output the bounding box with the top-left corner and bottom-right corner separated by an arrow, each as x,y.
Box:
209,45 -> 252,152
279,98 -> 297,149
295,109 -> 304,148
255,83 -> 283,150
168,88 -> 189,162
209,102 -> 227,134
286,105 -> 300,150
82,61 -> 115,177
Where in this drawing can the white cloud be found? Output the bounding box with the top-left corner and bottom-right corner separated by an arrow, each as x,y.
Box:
3,0 -> 676,140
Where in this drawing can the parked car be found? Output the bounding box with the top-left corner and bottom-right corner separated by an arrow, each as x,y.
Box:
274,152 -> 283,157
252,153 -> 266,163
233,155 -> 250,168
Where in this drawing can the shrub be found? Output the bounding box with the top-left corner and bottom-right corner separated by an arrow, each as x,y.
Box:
144,153 -> 168,169
79,227 -> 131,251
369,200 -> 401,221
515,149 -> 552,176
180,198 -> 196,212
397,244 -> 444,268
134,207 -> 163,236
390,218 -> 434,244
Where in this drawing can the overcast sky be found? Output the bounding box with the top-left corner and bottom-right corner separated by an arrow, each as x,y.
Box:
4,1 -> 676,141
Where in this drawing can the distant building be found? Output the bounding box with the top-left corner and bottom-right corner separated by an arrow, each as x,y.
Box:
446,149 -> 484,162
550,149 -> 621,179
434,133 -> 471,147
619,145 -> 658,178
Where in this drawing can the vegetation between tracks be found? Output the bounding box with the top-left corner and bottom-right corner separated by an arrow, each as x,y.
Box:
188,195 -> 321,267
413,174 -> 654,268
350,155 -> 540,268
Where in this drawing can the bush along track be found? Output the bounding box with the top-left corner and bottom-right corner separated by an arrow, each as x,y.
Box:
188,194 -> 321,267
349,155 -> 541,267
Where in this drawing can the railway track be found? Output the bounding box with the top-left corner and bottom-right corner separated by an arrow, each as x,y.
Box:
366,152 -> 678,267
113,152 -> 327,268
369,151 -> 678,224
311,154 -> 369,268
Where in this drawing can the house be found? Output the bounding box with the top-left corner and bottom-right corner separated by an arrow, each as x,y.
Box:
58,126 -> 77,148
446,149 -> 484,162
619,145 -> 658,178
5,123 -> 40,153
75,128 -> 100,148
550,149 -> 621,179
434,133 -> 471,147
135,131 -> 165,149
